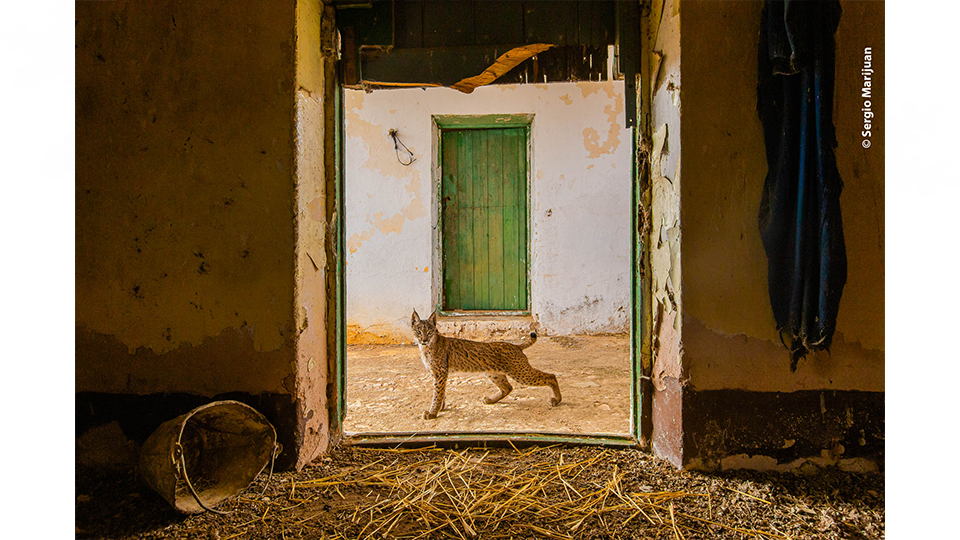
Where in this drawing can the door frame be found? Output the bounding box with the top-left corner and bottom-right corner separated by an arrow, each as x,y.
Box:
337,97 -> 649,450
338,108 -> 647,449
328,0 -> 652,455
432,114 -> 534,317
337,102 -> 648,448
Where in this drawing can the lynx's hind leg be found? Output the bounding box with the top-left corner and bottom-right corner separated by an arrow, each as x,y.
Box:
512,359 -> 562,407
545,373 -> 562,406
483,372 -> 513,404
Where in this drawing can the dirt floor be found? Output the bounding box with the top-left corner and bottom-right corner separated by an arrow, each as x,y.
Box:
75,444 -> 884,539
344,335 -> 632,435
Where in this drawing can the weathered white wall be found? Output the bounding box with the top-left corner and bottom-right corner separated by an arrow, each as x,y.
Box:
345,81 -> 632,343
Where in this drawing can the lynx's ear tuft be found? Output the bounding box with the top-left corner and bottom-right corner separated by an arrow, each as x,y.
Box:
427,311 -> 438,325
412,309 -> 420,324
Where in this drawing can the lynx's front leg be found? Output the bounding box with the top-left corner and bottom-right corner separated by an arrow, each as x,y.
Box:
424,366 -> 448,419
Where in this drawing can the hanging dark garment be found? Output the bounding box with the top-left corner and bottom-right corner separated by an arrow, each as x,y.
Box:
757,0 -> 847,371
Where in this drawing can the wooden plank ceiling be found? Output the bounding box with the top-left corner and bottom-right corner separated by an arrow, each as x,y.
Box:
335,0 -> 618,89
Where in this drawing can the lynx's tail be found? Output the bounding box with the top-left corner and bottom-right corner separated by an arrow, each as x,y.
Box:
519,332 -> 538,350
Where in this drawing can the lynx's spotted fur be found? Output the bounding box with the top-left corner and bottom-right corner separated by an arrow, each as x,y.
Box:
411,309 -> 562,420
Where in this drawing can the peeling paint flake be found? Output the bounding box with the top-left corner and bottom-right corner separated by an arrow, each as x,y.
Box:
653,123 -> 668,158
577,82 -> 602,99
650,51 -> 663,98
347,224 -> 376,254
670,82 -> 681,107
581,87 -> 624,158
306,196 -> 325,222
582,118 -> 622,158
652,123 -> 673,183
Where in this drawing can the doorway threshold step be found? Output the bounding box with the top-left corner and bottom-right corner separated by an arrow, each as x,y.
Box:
436,314 -> 535,342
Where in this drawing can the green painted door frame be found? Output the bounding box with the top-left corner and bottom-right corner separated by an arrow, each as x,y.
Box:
333,54 -> 347,437
333,0 -> 651,452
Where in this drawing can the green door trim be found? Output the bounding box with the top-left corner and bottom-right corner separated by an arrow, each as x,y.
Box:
636,11 -> 655,449
434,113 -> 535,129
324,37 -> 347,438
344,432 -> 640,449
434,115 -> 533,316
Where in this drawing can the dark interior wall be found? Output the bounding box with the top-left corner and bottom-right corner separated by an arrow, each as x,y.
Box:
76,1 -> 302,461
676,0 -> 884,470
680,0 -> 884,393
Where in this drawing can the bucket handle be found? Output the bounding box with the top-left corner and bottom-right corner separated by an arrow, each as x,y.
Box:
173,441 -> 282,515
256,443 -> 283,497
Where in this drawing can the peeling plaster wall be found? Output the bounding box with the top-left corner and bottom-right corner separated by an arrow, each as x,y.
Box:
292,0 -> 335,468
344,82 -> 632,342
680,0 -> 884,393
648,0 -> 684,397
643,0 -> 686,469
76,1 -> 298,397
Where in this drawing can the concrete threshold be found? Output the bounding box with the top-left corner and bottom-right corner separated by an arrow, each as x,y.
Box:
436,314 -> 535,342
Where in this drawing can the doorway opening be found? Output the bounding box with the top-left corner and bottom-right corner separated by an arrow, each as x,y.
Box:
334,0 -> 644,446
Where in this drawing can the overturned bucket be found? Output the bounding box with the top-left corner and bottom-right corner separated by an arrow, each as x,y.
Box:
139,400 -> 281,514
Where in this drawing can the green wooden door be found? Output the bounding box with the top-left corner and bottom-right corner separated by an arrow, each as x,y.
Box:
441,127 -> 528,311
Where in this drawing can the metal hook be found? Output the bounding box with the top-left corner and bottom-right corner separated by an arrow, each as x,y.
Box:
256,443 -> 283,497
389,129 -> 416,166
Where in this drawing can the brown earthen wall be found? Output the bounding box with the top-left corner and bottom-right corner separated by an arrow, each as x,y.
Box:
75,0 -> 313,467
680,0 -> 883,391
76,0 -> 299,394
674,0 -> 884,470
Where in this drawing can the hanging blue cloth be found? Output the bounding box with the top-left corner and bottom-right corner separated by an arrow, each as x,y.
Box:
757,0 -> 847,371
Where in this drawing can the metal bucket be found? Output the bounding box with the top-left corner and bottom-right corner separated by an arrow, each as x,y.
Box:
139,400 -> 281,514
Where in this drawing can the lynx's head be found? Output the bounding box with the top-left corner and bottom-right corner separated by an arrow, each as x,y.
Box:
411,309 -> 439,345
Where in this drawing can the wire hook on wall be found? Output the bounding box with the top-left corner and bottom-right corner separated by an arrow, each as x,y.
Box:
389,129 -> 416,166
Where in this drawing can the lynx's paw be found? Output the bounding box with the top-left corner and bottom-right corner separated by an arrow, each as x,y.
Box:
423,410 -> 438,420
549,397 -> 561,407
